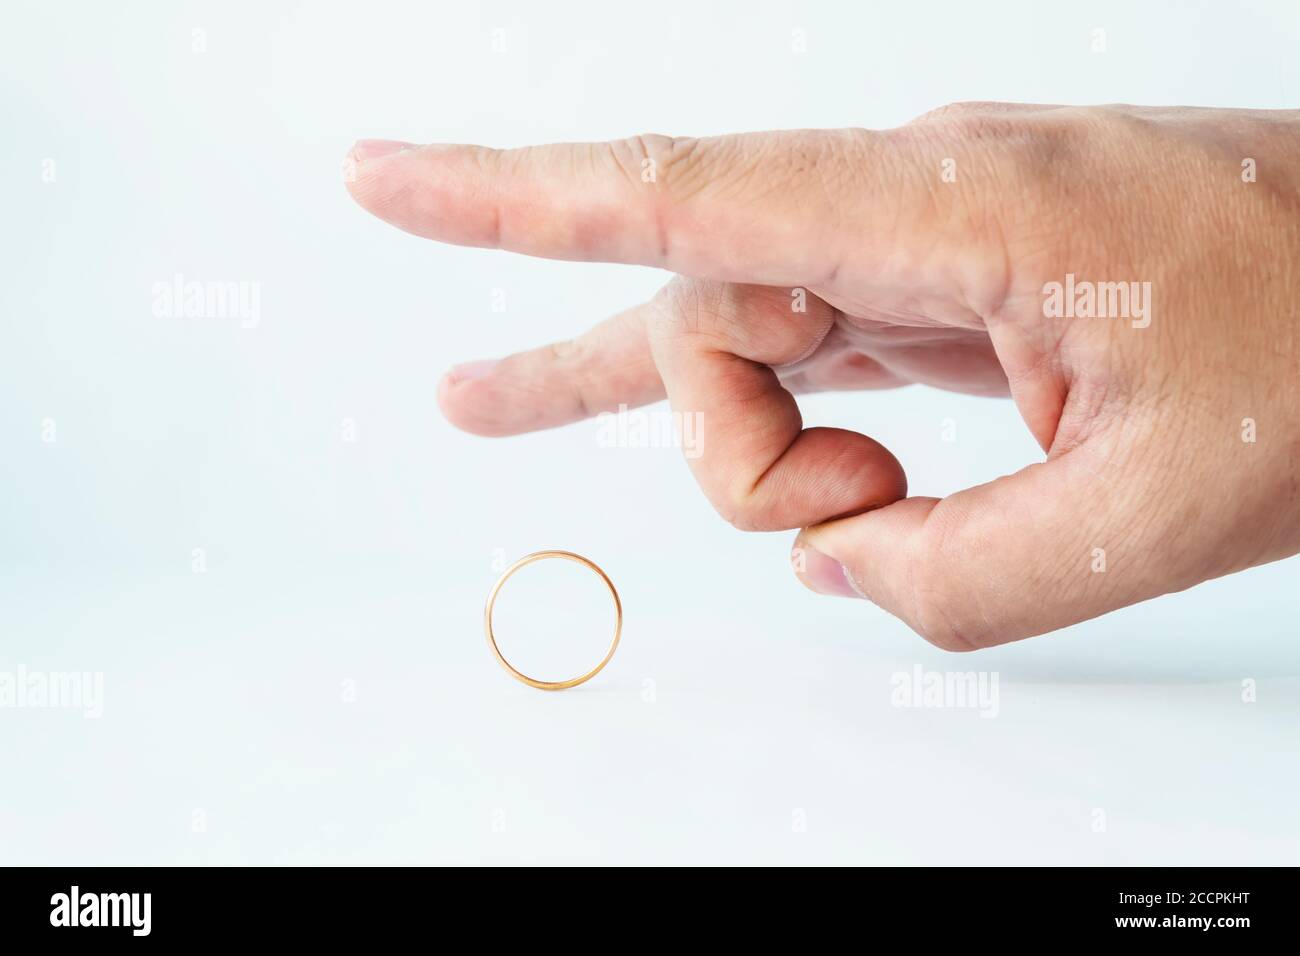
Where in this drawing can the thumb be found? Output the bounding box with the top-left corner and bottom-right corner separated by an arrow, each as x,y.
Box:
794,432 -> 1203,650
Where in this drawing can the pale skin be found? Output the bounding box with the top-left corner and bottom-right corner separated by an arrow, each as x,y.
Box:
345,103 -> 1300,650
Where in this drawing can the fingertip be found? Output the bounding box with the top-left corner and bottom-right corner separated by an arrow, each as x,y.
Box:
792,536 -> 865,599
870,440 -> 909,509
793,428 -> 909,522
434,368 -> 468,430
342,140 -> 417,201
445,359 -> 498,386
342,141 -> 502,247
437,361 -> 517,437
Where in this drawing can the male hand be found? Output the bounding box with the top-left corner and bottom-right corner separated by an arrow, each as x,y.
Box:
345,104 -> 1300,650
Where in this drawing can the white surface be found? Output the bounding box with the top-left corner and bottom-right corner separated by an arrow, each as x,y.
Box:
1,0 -> 1297,865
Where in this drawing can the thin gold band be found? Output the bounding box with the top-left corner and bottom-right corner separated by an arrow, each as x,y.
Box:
483,550 -> 622,691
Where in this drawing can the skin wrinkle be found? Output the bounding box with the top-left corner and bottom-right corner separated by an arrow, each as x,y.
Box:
741,412 -> 803,507
906,519 -> 980,652
664,134 -> 739,214
807,133 -> 878,292
1075,422 -> 1166,591
971,194 -> 1015,326
475,145 -> 506,249
773,307 -> 837,370
797,351 -> 906,391
961,455 -> 1092,642
810,134 -> 856,243
607,135 -> 671,264
930,500 -> 1005,646
547,340 -> 596,422
816,437 -> 904,516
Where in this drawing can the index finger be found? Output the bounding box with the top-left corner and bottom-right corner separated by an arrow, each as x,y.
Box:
343,130 -> 890,286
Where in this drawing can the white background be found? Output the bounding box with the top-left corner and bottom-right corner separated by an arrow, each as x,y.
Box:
2,0 -> 1298,864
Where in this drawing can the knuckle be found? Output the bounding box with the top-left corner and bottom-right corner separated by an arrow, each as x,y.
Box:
661,134 -> 704,175
654,278 -> 806,356
924,110 -> 1034,150
909,101 -> 1003,125
606,134 -> 699,188
714,461 -> 790,533
714,491 -> 779,533
898,111 -> 1087,286
904,103 -> 1078,167
653,277 -> 734,342
545,339 -> 596,419
546,337 -> 582,364
1071,103 -> 1142,128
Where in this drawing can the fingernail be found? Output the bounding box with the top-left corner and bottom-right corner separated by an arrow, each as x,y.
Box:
349,139 -> 418,162
795,544 -> 863,599
446,360 -> 497,384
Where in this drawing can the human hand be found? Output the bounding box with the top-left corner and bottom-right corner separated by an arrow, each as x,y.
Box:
344,103 -> 1300,649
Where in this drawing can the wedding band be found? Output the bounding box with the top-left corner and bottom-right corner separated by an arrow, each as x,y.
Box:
484,551 -> 623,690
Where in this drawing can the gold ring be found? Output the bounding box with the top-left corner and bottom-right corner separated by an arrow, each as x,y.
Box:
484,550 -> 622,691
